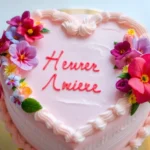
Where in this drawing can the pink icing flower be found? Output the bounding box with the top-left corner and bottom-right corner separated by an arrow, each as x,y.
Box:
5,74 -> 21,89
0,32 -> 10,54
128,54 -> 150,103
17,18 -> 43,43
110,41 -> 131,59
123,34 -> 137,49
9,41 -> 38,70
10,91 -> 24,106
115,50 -> 141,69
7,11 -> 30,27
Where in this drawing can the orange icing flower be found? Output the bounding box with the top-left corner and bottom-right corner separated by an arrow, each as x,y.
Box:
35,21 -> 43,25
20,86 -> 32,97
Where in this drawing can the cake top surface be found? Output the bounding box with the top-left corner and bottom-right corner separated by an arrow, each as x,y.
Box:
0,9 -> 150,143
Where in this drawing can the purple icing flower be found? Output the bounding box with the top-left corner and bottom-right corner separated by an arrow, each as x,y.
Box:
111,41 -> 131,59
9,41 -> 38,70
116,79 -> 131,93
10,91 -> 24,106
5,74 -> 21,89
115,50 -> 141,69
5,27 -> 24,44
133,37 -> 150,54
7,11 -> 30,27
0,32 -> 10,54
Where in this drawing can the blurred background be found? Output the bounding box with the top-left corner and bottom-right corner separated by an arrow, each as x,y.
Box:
0,0 -> 149,149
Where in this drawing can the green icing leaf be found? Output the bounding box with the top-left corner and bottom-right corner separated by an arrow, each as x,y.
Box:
12,86 -> 17,91
21,98 -> 42,113
118,73 -> 130,79
41,28 -> 50,33
114,42 -> 118,45
114,65 -> 118,69
20,78 -> 26,83
131,103 -> 140,116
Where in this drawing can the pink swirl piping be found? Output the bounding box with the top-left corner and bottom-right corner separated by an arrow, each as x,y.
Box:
35,98 -> 130,143
32,10 -> 148,37
124,113 -> 150,150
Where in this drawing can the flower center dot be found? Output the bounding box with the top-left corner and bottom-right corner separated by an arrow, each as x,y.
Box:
14,36 -> 19,40
141,74 -> 149,83
10,79 -> 14,83
139,49 -> 143,53
120,49 -> 125,54
19,54 -> 25,61
27,29 -> 34,35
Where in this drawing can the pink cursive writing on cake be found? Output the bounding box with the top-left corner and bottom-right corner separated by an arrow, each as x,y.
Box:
42,50 -> 101,94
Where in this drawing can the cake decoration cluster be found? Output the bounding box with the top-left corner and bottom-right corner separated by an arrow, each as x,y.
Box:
0,11 -> 49,113
111,29 -> 150,115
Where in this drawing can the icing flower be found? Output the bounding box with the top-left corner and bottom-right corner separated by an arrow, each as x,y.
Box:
116,79 -> 131,93
128,54 -> 150,103
0,56 -> 8,68
4,64 -> 17,76
123,29 -> 137,49
115,50 -> 141,69
111,41 -> 131,59
5,74 -> 21,89
127,29 -> 136,36
0,32 -> 10,54
10,91 -> 24,106
19,86 -> 32,98
17,18 -> 43,43
5,27 -> 24,44
128,93 -> 137,104
122,65 -> 128,73
19,80 -> 32,97
133,37 -> 150,54
9,41 -> 38,70
7,11 -> 30,27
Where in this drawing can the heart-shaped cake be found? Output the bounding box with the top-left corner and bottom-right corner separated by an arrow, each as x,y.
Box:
0,9 -> 150,150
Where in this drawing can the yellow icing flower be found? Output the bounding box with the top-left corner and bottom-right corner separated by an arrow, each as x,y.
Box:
122,65 -> 128,73
21,87 -> 32,97
4,64 -> 17,76
19,81 -> 28,88
127,29 -> 136,36
128,94 -> 137,104
17,148 -> 23,150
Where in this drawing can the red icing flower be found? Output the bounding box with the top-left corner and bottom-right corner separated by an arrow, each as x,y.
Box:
128,54 -> 150,103
17,18 -> 43,43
